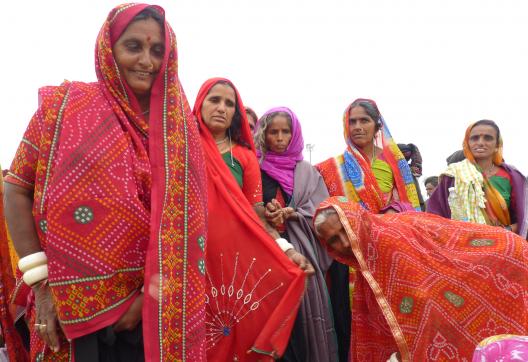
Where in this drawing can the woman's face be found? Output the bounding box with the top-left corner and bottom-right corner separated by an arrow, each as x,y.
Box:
425,183 -> 437,197
468,124 -> 499,162
265,115 -> 292,153
247,114 -> 256,133
113,18 -> 164,103
348,106 -> 377,150
201,83 -> 236,136
317,213 -> 353,257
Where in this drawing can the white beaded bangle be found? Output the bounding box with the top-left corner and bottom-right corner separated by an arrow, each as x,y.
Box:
18,251 -> 47,273
275,238 -> 294,252
22,264 -> 49,287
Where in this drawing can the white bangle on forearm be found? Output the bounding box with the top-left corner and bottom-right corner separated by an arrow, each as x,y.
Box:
18,251 -> 47,273
22,264 -> 49,286
275,238 -> 294,252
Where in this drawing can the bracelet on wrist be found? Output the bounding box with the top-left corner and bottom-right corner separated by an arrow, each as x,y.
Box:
18,251 -> 47,273
23,264 -> 49,287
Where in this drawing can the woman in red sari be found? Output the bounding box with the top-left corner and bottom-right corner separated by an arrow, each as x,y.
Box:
314,196 -> 528,361
193,78 -> 309,361
316,98 -> 421,361
4,4 -> 207,361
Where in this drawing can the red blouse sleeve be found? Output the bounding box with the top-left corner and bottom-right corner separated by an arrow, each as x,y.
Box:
5,109 -> 43,190
232,145 -> 263,206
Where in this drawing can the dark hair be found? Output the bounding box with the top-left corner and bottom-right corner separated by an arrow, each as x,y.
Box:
397,143 -> 423,177
446,149 -> 466,165
131,7 -> 165,34
349,99 -> 382,132
424,176 -> 438,187
245,107 -> 258,123
470,119 -> 501,146
213,81 -> 249,148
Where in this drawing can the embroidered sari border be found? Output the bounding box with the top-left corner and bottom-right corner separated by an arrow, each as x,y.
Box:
48,266 -> 144,286
333,204 -> 411,361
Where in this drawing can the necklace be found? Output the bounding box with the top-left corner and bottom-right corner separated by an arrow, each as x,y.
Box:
371,146 -> 376,164
484,164 -> 495,176
216,136 -> 228,145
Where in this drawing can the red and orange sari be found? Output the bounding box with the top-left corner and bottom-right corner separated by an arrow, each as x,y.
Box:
316,196 -> 528,361
0,172 -> 27,361
194,78 -> 306,361
6,4 -> 207,361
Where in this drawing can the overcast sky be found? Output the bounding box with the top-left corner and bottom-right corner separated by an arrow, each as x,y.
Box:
1,1 -> 527,194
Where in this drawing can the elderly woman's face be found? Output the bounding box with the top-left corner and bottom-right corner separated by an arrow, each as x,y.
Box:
113,18 -> 164,102
317,213 -> 353,257
201,84 -> 236,136
348,106 -> 377,150
468,125 -> 499,162
265,115 -> 292,154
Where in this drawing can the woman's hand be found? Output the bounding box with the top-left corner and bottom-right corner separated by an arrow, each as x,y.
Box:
285,249 -> 315,276
33,281 -> 63,352
265,200 -> 285,227
265,199 -> 296,227
113,293 -> 143,332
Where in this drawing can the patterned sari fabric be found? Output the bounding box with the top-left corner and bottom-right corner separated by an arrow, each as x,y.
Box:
0,172 -> 28,362
315,197 -> 528,362
316,98 -> 421,213
6,4 -> 207,361
193,78 -> 306,361
472,335 -> 528,361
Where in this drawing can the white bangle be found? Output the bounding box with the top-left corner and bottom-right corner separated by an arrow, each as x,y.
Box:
18,251 -> 47,273
22,264 -> 49,286
275,238 -> 294,252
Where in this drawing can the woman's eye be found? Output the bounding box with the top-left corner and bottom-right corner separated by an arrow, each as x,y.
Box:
125,42 -> 141,52
152,45 -> 164,57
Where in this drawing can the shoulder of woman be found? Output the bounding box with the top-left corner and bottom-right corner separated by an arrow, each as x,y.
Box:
231,144 -> 257,164
501,163 -> 526,178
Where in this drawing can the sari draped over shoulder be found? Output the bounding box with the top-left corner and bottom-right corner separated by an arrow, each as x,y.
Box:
256,107 -> 338,361
193,79 -> 306,361
316,99 -> 421,213
427,122 -> 528,238
315,196 -> 528,362
315,99 -> 421,361
6,4 -> 207,361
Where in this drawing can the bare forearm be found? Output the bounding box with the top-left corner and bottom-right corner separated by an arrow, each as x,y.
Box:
253,204 -> 280,239
4,183 -> 42,257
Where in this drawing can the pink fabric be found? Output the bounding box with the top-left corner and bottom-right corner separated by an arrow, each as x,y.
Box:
473,335 -> 528,361
256,107 -> 304,195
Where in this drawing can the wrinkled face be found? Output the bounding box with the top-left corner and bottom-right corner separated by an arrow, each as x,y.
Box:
468,125 -> 499,162
348,106 -> 377,150
265,115 -> 292,153
201,84 -> 236,135
113,18 -> 164,102
425,183 -> 436,197
316,213 -> 353,257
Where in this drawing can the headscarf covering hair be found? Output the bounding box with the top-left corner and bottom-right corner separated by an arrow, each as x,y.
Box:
254,107 -> 304,195
342,98 -> 420,212
193,79 -> 306,359
462,120 -> 504,166
193,78 -> 255,152
19,4 -> 208,360
462,120 -> 509,226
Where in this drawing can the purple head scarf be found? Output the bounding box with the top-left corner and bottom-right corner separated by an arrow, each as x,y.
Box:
256,107 -> 304,195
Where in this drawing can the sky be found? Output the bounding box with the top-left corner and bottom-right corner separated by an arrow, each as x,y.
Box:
1,1 -> 527,195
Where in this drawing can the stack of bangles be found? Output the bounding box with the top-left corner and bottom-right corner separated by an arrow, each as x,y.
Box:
18,251 -> 48,287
